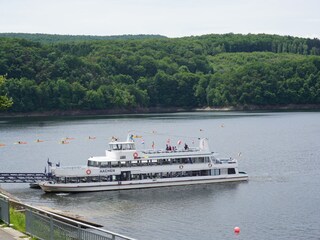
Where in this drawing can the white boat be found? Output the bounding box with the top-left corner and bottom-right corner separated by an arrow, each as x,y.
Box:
39,134 -> 248,193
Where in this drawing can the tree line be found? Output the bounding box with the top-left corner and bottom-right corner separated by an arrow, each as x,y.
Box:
0,33 -> 167,43
0,33 -> 320,113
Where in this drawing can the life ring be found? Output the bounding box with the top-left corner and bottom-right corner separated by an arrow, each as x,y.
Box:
208,163 -> 212,168
179,165 -> 183,169
86,169 -> 91,175
133,152 -> 139,158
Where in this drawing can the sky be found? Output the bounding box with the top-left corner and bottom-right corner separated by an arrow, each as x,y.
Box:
0,0 -> 319,38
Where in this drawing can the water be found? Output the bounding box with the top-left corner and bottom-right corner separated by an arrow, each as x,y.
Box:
1,112 -> 320,240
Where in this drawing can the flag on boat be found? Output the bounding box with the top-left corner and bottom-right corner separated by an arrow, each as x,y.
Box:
152,141 -> 155,149
47,159 -> 52,167
177,140 -> 182,145
141,139 -> 145,144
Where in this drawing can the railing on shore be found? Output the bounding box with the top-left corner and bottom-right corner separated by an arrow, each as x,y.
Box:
0,194 -> 10,224
0,193 -> 136,240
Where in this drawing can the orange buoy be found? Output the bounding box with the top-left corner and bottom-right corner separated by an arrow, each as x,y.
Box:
234,226 -> 240,234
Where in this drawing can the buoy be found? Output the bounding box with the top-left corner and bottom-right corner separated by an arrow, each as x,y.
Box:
234,226 -> 240,234
0,143 -> 5,147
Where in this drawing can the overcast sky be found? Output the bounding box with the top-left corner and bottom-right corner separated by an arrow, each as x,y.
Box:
1,0 -> 319,38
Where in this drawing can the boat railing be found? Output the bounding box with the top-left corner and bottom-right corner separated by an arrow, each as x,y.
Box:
54,165 -> 86,169
142,147 -> 200,155
216,158 -> 237,164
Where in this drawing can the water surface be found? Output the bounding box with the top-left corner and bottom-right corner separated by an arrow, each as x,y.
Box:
1,112 -> 319,239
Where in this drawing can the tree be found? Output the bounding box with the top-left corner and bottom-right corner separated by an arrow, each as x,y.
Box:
83,90 -> 105,109
0,75 -> 13,110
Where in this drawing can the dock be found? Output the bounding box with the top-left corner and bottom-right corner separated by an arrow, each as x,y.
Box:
0,173 -> 49,183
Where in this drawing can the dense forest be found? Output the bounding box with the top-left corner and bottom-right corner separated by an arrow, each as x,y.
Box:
0,33 -> 320,113
0,33 -> 167,43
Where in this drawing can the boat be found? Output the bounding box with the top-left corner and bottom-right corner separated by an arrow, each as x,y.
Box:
39,134 -> 248,193
29,182 -> 42,189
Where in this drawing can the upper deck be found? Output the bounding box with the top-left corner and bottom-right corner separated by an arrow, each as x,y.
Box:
88,137 -> 212,162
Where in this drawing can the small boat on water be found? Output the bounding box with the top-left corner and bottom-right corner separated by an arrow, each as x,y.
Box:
39,134 -> 248,193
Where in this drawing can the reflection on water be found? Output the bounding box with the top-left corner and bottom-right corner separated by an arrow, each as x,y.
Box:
40,182 -> 240,208
1,112 -> 320,240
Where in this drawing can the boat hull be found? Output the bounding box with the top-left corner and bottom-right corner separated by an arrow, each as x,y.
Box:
39,174 -> 248,193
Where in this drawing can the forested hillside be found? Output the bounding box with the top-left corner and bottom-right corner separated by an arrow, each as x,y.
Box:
0,33 -> 167,43
0,33 -> 320,113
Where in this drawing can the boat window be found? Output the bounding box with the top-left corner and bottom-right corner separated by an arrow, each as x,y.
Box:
171,158 -> 178,164
110,144 -> 122,151
112,162 -> 120,167
182,158 -> 191,164
88,161 -> 100,167
87,160 -> 94,167
213,169 -> 220,175
123,143 -> 135,150
100,162 -> 108,168
109,143 -> 136,151
193,157 -> 205,163
228,168 -> 236,174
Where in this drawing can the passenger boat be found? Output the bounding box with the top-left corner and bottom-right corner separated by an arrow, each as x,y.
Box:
39,134 -> 248,193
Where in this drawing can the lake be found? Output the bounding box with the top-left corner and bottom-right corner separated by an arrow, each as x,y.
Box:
1,111 -> 320,240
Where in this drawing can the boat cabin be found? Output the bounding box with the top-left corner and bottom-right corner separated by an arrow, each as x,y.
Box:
109,142 -> 136,151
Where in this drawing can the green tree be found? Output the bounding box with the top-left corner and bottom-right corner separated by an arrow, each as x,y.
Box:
83,90 -> 105,109
0,75 -> 13,110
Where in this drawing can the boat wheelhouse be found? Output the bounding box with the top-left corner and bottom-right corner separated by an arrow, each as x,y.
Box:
39,135 -> 248,193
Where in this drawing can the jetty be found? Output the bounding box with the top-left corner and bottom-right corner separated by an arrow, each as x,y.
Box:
0,173 -> 49,183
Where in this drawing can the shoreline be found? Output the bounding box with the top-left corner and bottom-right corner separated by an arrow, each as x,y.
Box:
0,104 -> 319,118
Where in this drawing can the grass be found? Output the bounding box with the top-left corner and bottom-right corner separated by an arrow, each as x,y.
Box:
9,207 -> 26,233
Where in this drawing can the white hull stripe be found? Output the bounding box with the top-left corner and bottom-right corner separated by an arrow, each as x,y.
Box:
41,176 -> 248,192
